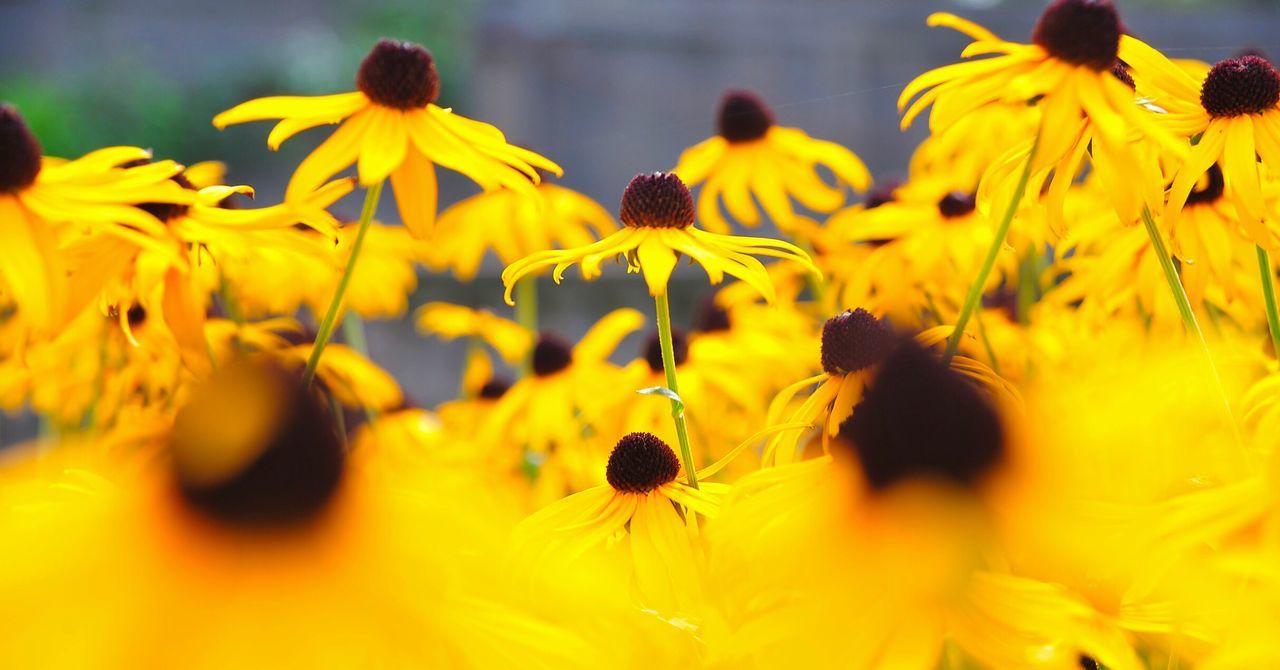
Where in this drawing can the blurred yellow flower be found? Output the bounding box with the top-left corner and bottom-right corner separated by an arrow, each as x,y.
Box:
673,89 -> 870,233
428,180 -> 616,281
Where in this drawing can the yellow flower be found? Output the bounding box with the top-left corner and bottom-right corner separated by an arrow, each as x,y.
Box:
1127,50 -> 1280,248
213,39 -> 561,237
428,180 -> 617,281
618,327 -> 772,474
502,172 -> 817,304
898,3 -> 1184,227
673,89 -> 871,233
307,220 -> 424,320
0,105 -> 192,333
827,180 -> 1013,327
763,309 -> 898,466
483,308 -> 642,459
415,302 -> 533,365
0,357 -> 598,668
512,432 -> 726,616
69,168 -> 354,374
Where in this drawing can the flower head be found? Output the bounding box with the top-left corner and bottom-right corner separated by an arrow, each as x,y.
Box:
213,38 -> 561,238
502,172 -> 817,303
674,89 -> 870,233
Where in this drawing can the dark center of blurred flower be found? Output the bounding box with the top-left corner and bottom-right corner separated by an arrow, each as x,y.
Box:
717,89 -> 774,143
643,328 -> 688,373
1185,164 -> 1226,206
126,304 -> 147,327
170,359 -> 345,527
1200,55 -> 1280,117
839,340 -> 1005,491
1079,656 -> 1100,670
357,39 -> 441,109
0,104 -> 43,193
863,180 -> 899,210
1111,61 -> 1135,89
478,377 -> 512,399
692,294 -> 732,333
620,172 -> 696,229
937,191 -> 977,219
120,158 -> 195,222
606,432 -> 682,493
532,332 -> 574,377
820,308 -> 895,375
1031,0 -> 1122,72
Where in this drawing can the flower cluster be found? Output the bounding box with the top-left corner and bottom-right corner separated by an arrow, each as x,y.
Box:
4,3 -> 1280,668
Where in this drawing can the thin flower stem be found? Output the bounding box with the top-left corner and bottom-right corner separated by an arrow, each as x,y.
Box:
342,312 -> 370,357
1141,207 -> 1201,331
303,180 -> 383,387
655,292 -> 699,490
1256,245 -> 1280,357
1141,206 -> 1240,436
516,277 -> 538,377
942,134 -> 1040,365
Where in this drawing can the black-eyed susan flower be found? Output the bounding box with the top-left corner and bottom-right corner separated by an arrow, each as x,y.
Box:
427,178 -> 617,281
70,164 -> 354,374
213,39 -> 561,237
829,183 -> 1014,327
482,309 -> 642,460
763,309 -> 897,465
1132,51 -> 1280,249
502,172 -> 818,304
672,89 -> 871,234
0,357 -> 597,668
0,105 -> 193,333
900,1 -> 1183,198
512,432 -> 726,616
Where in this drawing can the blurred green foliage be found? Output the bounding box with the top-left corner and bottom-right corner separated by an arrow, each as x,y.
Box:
0,0 -> 477,170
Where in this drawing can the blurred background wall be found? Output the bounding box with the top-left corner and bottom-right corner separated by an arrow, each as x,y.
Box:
2,0 -> 1278,437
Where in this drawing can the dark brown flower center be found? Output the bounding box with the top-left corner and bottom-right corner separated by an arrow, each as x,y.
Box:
532,333 -> 574,377
692,294 -> 732,333
620,172 -> 695,229
863,180 -> 899,210
820,308 -> 895,375
606,432 -> 682,493
356,39 -> 441,110
643,328 -> 688,373
1185,164 -> 1225,206
839,341 -> 1005,491
119,158 -> 195,222
1200,55 -> 1280,118
170,359 -> 345,527
478,378 -> 512,399
1111,60 -> 1135,89
717,89 -> 774,143
1031,0 -> 1122,72
937,191 -> 977,219
0,104 -> 43,193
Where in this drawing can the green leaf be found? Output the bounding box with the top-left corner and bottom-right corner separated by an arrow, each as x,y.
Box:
637,386 -> 684,418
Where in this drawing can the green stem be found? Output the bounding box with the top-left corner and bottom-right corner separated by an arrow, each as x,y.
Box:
1141,207 -> 1201,332
942,135 -> 1040,365
655,293 -> 699,490
342,312 -> 370,357
1141,206 -> 1239,435
303,181 -> 383,387
1256,245 -> 1280,357
1016,249 -> 1040,325
516,277 -> 538,378
975,310 -> 1001,376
